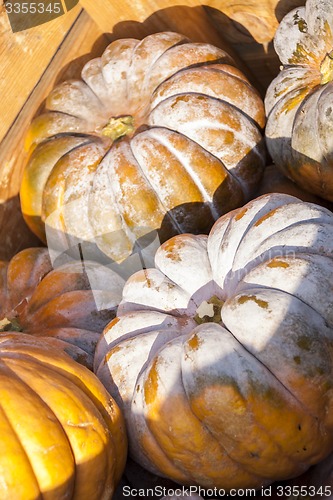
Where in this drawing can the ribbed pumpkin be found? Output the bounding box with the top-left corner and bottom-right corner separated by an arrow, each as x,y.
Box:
270,449 -> 333,498
0,333 -> 127,499
20,31 -> 266,263
265,0 -> 333,201
94,193 -> 333,489
0,247 -> 124,369
162,495 -> 203,500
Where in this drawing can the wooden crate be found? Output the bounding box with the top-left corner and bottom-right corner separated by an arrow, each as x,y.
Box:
0,0 -> 305,260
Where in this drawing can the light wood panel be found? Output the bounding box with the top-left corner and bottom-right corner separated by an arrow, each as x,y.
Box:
0,8 -> 110,259
0,2 -> 81,142
80,0 -> 305,90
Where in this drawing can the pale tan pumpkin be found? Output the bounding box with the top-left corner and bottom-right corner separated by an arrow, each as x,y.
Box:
265,0 -> 333,201
0,333 -> 127,499
0,247 -> 125,369
20,32 -> 266,263
95,193 -> 333,490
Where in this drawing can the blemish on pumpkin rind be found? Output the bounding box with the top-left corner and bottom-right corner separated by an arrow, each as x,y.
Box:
161,238 -> 183,262
253,207 -> 279,227
105,345 -> 122,362
267,259 -> 290,269
280,87 -> 310,114
288,43 -> 317,65
144,357 -> 159,405
293,355 -> 301,365
234,207 -> 248,222
296,336 -> 312,351
187,333 -> 200,351
170,95 -> 191,108
238,295 -> 269,309
111,317 -> 121,327
292,12 -> 307,34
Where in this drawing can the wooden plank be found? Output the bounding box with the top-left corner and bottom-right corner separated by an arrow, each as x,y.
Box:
80,0 -> 232,46
79,0 -> 253,81
203,0 -> 305,44
0,9 -> 111,259
0,2 -> 82,142
204,0 -> 306,90
80,0 -> 305,93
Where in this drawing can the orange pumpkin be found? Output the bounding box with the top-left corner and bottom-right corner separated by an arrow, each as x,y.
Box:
270,450 -> 333,498
95,193 -> 333,490
265,0 -> 333,201
20,31 -> 266,263
0,333 -> 127,499
0,247 -> 124,369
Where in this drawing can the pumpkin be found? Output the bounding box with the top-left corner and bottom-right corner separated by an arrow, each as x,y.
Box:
94,193 -> 333,490
255,165 -> 333,206
20,31 -> 266,263
265,0 -> 333,201
0,247 -> 125,369
0,332 -> 127,499
270,450 -> 333,499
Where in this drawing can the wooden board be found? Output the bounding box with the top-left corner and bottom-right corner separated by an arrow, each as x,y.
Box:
0,0 -> 306,259
0,6 -> 110,259
80,0 -> 306,91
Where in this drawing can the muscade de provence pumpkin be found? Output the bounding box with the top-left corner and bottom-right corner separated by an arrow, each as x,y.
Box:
95,193 -> 333,489
21,31 -> 266,262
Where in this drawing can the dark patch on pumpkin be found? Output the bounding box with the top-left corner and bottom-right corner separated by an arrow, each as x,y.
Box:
296,336 -> 312,351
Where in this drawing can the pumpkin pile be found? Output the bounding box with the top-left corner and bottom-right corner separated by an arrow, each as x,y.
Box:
2,0 -> 333,496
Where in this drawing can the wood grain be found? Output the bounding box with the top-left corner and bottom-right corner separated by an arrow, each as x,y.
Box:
0,8 -> 110,259
79,0 -> 269,93
80,0 -> 305,92
0,2 -> 81,142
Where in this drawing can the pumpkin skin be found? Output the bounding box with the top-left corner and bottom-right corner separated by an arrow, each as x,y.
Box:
270,450 -> 333,499
0,333 -> 127,499
0,247 -> 125,369
255,165 -> 333,206
265,0 -> 333,201
94,193 -> 333,490
20,32 -> 266,263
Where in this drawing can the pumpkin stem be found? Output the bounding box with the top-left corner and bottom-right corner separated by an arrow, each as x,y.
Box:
101,115 -> 134,141
194,295 -> 224,325
320,50 -> 333,85
0,317 -> 22,332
